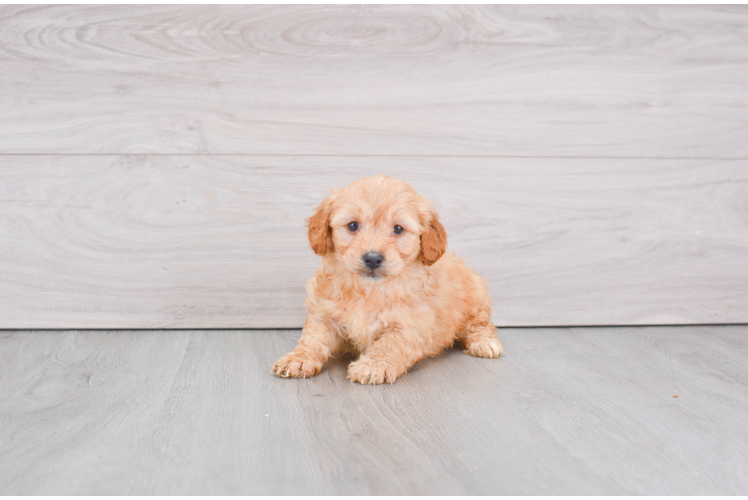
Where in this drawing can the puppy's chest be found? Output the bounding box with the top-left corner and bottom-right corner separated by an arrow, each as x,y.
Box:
330,296 -> 393,348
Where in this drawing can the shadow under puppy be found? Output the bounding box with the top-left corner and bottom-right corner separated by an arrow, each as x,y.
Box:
273,175 -> 502,384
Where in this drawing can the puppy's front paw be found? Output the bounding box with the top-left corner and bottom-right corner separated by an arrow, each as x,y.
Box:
272,351 -> 322,379
347,357 -> 401,385
465,337 -> 503,359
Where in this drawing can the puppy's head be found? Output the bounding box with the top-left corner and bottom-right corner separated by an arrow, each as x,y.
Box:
307,175 -> 447,281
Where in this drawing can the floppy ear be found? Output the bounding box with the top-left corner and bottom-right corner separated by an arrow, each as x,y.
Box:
420,211 -> 447,266
307,196 -> 334,256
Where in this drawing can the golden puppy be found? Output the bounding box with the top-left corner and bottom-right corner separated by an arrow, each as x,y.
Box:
272,175 -> 502,384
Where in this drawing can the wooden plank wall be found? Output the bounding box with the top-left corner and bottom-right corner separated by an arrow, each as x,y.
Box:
1,5 -> 747,328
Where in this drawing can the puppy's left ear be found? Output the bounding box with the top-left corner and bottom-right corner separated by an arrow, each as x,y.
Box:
307,195 -> 334,256
420,209 -> 447,266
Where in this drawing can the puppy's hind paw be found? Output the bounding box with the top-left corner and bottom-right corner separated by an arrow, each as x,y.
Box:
347,357 -> 401,385
465,337 -> 503,359
272,351 -> 322,379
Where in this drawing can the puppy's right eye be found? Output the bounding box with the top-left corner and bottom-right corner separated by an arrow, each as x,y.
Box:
347,221 -> 359,232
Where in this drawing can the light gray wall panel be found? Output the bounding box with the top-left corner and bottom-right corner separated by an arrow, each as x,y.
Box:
1,5 -> 747,157
1,155 -> 746,328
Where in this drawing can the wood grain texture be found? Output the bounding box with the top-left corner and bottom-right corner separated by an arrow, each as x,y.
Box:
2,155 -> 747,328
1,5 -> 748,156
1,326 -> 747,495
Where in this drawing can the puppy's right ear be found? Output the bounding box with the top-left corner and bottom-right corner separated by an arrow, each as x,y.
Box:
420,213 -> 447,266
307,196 -> 334,256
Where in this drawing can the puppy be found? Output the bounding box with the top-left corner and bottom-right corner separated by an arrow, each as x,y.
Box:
272,175 -> 502,385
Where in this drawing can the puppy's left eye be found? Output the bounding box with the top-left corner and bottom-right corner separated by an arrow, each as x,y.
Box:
393,225 -> 404,235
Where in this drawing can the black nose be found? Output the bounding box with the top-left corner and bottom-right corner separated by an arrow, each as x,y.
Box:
363,252 -> 384,270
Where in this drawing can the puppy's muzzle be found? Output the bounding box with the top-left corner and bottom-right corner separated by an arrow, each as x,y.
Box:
363,252 -> 384,271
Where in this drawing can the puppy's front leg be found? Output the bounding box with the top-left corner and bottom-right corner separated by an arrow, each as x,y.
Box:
347,326 -> 424,385
272,317 -> 342,379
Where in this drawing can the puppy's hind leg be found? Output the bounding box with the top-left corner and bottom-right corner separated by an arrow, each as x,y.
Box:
461,322 -> 503,359
458,274 -> 503,358
273,316 -> 344,379
459,298 -> 503,359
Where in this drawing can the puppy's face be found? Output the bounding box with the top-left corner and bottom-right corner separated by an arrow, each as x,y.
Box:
307,175 -> 447,281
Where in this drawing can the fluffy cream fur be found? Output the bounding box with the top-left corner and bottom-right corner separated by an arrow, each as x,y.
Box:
272,175 -> 502,384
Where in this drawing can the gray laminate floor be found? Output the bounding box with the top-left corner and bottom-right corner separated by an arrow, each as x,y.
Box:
1,326 -> 747,495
